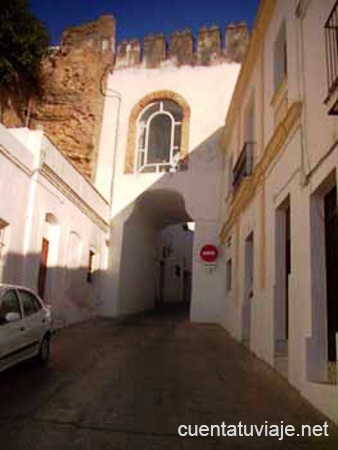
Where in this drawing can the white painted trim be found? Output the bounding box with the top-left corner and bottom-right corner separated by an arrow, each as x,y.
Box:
0,144 -> 33,176
40,164 -> 109,232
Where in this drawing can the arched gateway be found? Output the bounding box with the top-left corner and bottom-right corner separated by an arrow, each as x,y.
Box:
97,60 -> 240,322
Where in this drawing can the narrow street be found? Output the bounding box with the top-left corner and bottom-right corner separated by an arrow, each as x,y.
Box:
0,306 -> 337,449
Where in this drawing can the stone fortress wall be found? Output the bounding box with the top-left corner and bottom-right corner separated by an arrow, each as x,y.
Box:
115,22 -> 249,69
2,15 -> 249,181
31,16 -> 116,179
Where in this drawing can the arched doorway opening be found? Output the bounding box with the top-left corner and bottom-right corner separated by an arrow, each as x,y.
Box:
116,189 -> 194,316
155,222 -> 194,309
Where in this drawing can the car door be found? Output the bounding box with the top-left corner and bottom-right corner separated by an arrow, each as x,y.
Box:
17,289 -> 45,358
0,289 -> 25,370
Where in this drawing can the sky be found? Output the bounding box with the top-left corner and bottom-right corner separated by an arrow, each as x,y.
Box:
29,0 -> 260,46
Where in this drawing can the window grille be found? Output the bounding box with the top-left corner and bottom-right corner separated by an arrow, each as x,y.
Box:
325,1 -> 338,100
136,100 -> 183,173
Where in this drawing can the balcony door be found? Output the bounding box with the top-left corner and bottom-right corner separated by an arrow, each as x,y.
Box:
324,186 -> 338,362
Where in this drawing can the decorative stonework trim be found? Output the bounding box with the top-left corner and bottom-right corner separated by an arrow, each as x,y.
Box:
124,90 -> 190,173
220,101 -> 302,241
220,0 -> 277,149
40,163 -> 109,232
270,77 -> 287,108
0,144 -> 33,176
41,137 -> 109,204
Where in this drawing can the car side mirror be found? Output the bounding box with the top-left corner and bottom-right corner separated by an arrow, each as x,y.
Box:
5,312 -> 21,323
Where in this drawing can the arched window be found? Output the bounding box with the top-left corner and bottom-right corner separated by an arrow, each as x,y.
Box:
136,100 -> 183,173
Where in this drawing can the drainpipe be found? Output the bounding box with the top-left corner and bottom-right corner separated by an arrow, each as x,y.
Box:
22,136 -> 43,286
99,64 -> 122,216
98,65 -> 122,316
25,97 -> 32,128
106,88 -> 121,214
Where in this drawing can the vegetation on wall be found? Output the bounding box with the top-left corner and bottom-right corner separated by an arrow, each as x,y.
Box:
0,0 -> 50,123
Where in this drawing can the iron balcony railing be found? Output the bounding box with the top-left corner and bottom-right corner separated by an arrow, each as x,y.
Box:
232,141 -> 254,191
325,0 -> 338,99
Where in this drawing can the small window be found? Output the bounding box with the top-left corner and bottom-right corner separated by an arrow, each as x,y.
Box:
0,219 -> 9,258
0,228 -> 5,258
273,21 -> 287,91
87,250 -> 95,283
18,290 -> 41,317
0,290 -> 21,323
226,259 -> 232,292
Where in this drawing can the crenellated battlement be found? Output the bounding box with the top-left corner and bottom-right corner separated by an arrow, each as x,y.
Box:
3,15 -> 249,179
170,29 -> 194,66
56,15 -> 116,64
143,34 -> 167,68
115,23 -> 249,69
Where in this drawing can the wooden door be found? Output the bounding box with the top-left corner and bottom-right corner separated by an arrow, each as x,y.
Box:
38,238 -> 49,299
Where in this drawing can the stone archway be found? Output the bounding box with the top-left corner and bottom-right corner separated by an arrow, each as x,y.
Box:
116,189 -> 194,315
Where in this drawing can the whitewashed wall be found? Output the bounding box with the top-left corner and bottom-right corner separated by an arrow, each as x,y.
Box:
0,125 -> 109,327
97,62 -> 240,318
218,0 -> 338,425
155,223 -> 193,304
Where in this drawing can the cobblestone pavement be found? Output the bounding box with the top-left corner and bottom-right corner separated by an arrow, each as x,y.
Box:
0,306 -> 337,449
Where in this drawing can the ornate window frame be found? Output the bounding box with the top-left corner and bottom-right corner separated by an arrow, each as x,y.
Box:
124,90 -> 190,174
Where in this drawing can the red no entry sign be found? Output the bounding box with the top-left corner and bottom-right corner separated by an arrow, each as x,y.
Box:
200,244 -> 218,263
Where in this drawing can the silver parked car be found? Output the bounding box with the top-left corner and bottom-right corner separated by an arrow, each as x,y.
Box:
0,284 -> 52,372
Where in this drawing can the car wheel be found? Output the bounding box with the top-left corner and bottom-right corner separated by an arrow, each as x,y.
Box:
38,336 -> 50,365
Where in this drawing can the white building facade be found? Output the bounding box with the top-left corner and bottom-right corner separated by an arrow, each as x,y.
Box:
218,0 -> 338,424
95,30 -> 243,319
0,24 -> 246,326
0,24 -> 244,326
2,0 -> 338,425
0,125 -> 109,327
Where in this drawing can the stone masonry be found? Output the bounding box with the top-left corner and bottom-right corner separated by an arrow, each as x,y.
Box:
1,15 -> 115,180
1,17 -> 248,180
116,23 -> 249,69
170,30 -> 194,66
30,15 -> 115,179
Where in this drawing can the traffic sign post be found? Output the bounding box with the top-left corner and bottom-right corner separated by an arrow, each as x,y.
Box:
200,244 -> 219,272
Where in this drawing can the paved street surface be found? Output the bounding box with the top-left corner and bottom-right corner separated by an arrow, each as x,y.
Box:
0,305 -> 337,449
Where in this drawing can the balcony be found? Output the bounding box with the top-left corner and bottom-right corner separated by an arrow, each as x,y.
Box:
325,0 -> 338,114
232,142 -> 254,191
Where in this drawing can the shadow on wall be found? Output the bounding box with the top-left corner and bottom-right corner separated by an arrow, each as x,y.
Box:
114,127 -> 224,221
1,252 -> 107,329
109,127 -> 224,316
0,127 -> 226,323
